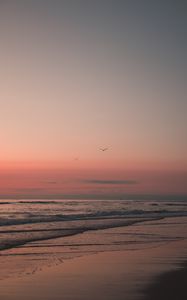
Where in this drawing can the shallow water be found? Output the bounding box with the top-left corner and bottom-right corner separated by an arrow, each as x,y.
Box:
0,199 -> 187,280
1,198 -> 187,249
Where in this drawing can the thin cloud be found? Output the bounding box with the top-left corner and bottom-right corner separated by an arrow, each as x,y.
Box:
83,179 -> 138,185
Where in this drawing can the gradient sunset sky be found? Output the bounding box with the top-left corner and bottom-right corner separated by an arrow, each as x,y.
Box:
0,0 -> 186,197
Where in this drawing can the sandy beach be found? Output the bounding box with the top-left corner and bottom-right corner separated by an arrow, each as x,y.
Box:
0,219 -> 187,300
143,261 -> 187,300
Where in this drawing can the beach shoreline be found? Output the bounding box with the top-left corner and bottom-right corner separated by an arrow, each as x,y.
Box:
0,227 -> 186,300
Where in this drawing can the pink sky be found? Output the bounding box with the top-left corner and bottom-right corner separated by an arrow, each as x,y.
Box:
0,165 -> 186,198
0,2 -> 186,197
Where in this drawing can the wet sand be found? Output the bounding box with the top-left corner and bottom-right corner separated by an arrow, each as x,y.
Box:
0,237 -> 187,300
143,261 -> 187,300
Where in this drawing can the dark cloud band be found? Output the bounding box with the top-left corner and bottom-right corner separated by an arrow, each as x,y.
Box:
83,179 -> 138,185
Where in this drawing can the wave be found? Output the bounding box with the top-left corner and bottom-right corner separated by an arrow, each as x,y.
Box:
0,217 -> 162,252
0,209 -> 187,227
1,198 -> 187,254
0,229 -> 84,252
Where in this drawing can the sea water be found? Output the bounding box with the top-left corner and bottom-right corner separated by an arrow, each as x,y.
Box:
0,198 -> 187,279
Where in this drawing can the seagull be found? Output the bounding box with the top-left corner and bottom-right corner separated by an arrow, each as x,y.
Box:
99,147 -> 109,152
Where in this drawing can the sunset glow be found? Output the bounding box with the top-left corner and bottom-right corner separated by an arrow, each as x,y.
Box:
0,1 -> 186,198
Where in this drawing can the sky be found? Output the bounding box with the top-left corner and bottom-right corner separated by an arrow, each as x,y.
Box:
0,0 -> 187,197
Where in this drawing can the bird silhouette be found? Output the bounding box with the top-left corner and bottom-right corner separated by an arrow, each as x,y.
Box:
99,147 -> 109,152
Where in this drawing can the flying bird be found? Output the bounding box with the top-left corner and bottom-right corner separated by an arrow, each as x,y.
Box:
99,147 -> 109,152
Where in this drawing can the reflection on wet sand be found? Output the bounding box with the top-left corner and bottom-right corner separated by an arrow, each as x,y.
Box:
0,217 -> 187,300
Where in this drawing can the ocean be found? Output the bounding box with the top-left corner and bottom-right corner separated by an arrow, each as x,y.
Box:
0,198 -> 187,280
